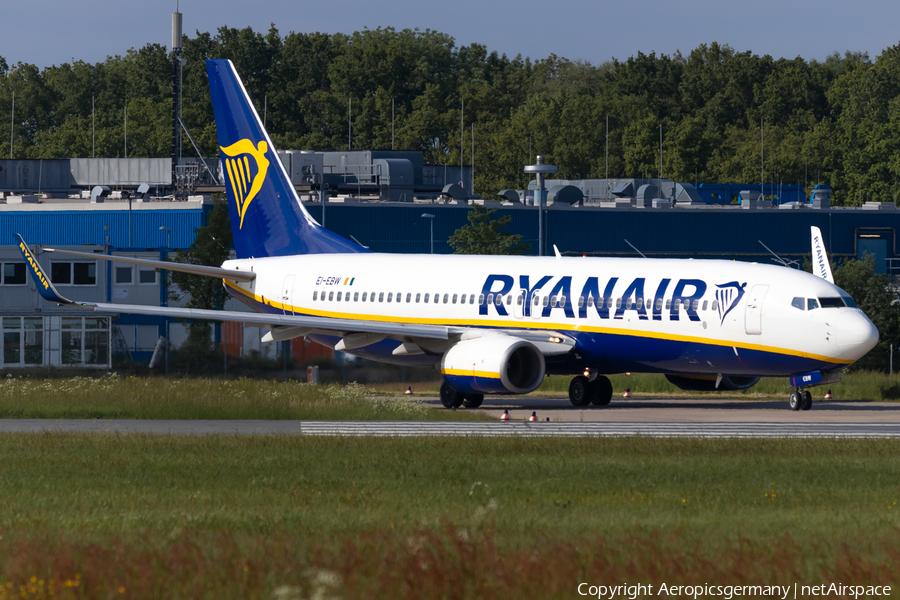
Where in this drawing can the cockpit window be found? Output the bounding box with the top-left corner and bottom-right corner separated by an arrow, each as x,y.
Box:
841,295 -> 857,308
807,298 -> 819,310
819,297 -> 845,308
791,297 -> 805,310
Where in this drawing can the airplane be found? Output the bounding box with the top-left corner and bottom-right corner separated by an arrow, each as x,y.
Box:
15,59 -> 879,412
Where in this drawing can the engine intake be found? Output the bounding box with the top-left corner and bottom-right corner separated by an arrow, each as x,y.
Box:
441,336 -> 545,395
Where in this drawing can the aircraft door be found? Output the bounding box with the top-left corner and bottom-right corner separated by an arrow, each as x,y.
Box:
744,284 -> 768,335
529,291 -> 543,320
281,275 -> 296,315
513,289 -> 526,319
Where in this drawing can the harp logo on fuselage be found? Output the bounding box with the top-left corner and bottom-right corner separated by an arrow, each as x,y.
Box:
220,139 -> 270,229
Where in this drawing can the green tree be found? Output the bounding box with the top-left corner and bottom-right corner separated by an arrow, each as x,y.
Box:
169,199 -> 234,357
448,204 -> 530,255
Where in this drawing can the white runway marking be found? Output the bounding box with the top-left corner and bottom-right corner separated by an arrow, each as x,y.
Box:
0,419 -> 900,438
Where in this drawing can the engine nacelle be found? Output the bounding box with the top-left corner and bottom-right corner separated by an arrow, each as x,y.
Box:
665,374 -> 760,392
441,336 -> 545,395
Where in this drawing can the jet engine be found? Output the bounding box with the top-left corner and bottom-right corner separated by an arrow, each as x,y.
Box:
440,336 -> 545,395
665,374 -> 760,392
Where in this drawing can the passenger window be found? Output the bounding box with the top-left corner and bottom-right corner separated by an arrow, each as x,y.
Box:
560,295 -> 566,306
550,296 -> 557,308
542,296 -> 550,307
362,292 -> 367,302
336,291 -> 342,301
353,292 -> 359,301
506,295 -> 512,305
692,300 -> 699,311
328,292 -> 334,301
459,294 -> 466,304
469,294 -> 476,304
808,299 -> 819,310
534,295 -> 540,306
443,293 -> 449,304
664,299 -> 670,310
406,293 -> 411,303
387,292 -> 393,303
636,298 -> 643,310
702,300 -> 708,311
416,293 -> 421,303
616,298 -> 622,309
495,295 -> 502,306
791,297 -> 805,310
346,292 -> 351,301
487,294 -> 494,305
711,300 -> 718,311
313,291 -> 318,301
656,299 -> 663,311
452,294 -> 458,304
478,294 -> 484,305
434,293 -> 440,303
379,292 -> 384,302
625,298 -> 632,309
424,293 -> 430,303
517,294 -> 524,306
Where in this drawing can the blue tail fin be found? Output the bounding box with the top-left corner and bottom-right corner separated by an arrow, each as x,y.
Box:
206,59 -> 366,258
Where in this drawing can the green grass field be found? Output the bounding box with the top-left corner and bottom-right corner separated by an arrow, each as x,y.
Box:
0,375 -> 489,421
0,434 -> 897,599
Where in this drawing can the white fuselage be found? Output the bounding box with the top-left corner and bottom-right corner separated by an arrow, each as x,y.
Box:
218,253 -> 879,378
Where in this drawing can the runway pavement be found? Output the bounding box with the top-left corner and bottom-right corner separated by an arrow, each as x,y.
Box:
0,395 -> 899,437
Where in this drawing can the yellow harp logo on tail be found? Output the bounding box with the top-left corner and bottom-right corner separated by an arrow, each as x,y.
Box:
220,139 -> 269,229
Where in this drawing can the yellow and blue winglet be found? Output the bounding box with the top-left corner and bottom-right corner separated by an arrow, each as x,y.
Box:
16,234 -> 76,305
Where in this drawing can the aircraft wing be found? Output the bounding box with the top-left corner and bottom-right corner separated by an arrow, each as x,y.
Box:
42,245 -> 256,282
16,235 -> 576,352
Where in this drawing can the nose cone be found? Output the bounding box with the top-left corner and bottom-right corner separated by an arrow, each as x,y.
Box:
835,310 -> 879,361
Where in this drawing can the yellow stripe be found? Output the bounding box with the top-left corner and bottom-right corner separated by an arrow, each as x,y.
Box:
442,368 -> 501,379
226,160 -> 240,205
223,281 -> 852,365
242,156 -> 251,194
237,157 -> 247,195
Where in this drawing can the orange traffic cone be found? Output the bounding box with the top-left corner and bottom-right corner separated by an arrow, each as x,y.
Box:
623,388 -> 632,398
404,386 -> 413,395
824,389 -> 833,399
501,410 -> 510,421
528,411 -> 537,422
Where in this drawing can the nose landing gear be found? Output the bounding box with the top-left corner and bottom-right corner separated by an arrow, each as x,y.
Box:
789,388 -> 813,411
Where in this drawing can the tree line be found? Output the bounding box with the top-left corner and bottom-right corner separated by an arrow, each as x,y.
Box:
1,27 -> 899,205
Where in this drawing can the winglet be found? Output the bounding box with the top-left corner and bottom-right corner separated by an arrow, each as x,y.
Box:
15,234 -> 75,305
810,226 -> 834,284
553,245 -> 562,259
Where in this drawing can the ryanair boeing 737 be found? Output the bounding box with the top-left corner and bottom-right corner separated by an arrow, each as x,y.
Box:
16,60 -> 879,411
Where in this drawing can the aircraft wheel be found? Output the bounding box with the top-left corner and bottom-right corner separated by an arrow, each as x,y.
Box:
801,390 -> 813,411
462,394 -> 484,409
590,376 -> 613,406
568,376 -> 592,406
440,381 -> 464,409
789,389 -> 802,411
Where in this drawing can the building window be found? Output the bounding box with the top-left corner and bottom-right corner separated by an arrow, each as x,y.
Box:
51,261 -> 96,286
1,263 -> 26,285
115,266 -> 133,284
137,267 -> 157,285
61,317 -> 108,366
2,317 -> 43,366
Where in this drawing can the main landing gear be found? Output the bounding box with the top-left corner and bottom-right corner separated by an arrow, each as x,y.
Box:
789,388 -> 813,411
568,375 -> 613,407
439,381 -> 483,409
